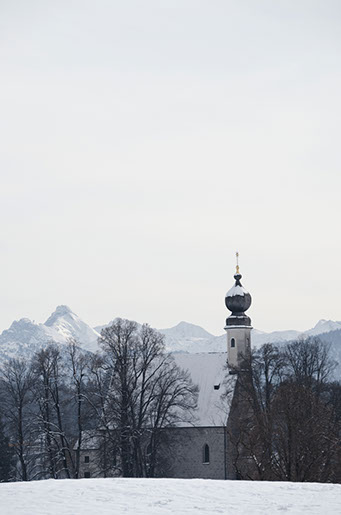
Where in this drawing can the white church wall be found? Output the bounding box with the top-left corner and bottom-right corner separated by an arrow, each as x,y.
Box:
161,427 -> 230,480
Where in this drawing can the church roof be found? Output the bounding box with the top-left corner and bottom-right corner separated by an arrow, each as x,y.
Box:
172,352 -> 236,428
75,352 -> 236,452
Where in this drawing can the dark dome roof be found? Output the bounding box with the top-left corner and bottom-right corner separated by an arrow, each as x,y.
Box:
225,273 -> 252,315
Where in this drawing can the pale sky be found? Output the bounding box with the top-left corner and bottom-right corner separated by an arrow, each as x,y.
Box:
1,0 -> 341,335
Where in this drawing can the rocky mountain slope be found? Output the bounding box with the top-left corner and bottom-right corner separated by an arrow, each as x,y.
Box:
44,305 -> 100,352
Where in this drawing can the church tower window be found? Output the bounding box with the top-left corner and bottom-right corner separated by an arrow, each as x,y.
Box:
203,444 -> 210,464
231,338 -> 235,348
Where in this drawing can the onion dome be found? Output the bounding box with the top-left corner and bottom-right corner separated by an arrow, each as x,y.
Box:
225,254 -> 252,326
225,273 -> 252,315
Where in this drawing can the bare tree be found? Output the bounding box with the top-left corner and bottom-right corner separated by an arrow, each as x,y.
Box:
31,345 -> 74,478
98,319 -> 197,477
271,380 -> 339,482
284,338 -> 336,393
142,355 -> 198,477
229,338 -> 341,482
84,353 -> 116,477
65,340 -> 90,478
0,359 -> 34,481
31,346 -> 59,479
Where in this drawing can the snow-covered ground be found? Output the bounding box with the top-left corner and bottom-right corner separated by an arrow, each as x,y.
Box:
1,478 -> 340,515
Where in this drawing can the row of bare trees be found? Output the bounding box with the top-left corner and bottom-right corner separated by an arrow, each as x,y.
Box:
0,319 -> 197,481
90,319 -> 197,478
228,338 -> 341,483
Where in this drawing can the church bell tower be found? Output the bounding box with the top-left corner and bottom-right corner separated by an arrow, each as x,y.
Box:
224,253 -> 252,369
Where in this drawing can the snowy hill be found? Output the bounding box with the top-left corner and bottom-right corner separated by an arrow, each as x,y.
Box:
0,477 -> 340,515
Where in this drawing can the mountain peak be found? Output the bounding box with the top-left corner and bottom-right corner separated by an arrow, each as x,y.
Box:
314,319 -> 328,327
54,305 -> 73,316
45,305 -> 75,326
8,318 -> 35,331
160,321 -> 214,340
176,321 -> 197,329
42,305 -> 100,352
306,319 -> 341,336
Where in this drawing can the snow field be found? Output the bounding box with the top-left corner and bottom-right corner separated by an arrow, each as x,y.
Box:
1,477 -> 340,515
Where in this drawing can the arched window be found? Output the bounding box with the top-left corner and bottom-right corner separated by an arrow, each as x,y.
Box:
231,338 -> 235,348
203,444 -> 210,464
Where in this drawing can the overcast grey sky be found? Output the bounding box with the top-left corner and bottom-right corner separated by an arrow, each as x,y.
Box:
1,0 -> 341,335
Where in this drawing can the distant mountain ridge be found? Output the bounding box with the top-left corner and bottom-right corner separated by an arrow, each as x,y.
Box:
159,319 -> 341,354
157,320 -> 341,378
0,308 -> 341,374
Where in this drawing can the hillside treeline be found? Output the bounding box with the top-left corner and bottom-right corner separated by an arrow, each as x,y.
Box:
0,319 -> 197,482
229,338 -> 341,483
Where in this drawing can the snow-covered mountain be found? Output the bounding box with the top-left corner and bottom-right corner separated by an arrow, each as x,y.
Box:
156,320 -> 341,378
306,319 -> 341,336
44,305 -> 100,353
95,317 -> 341,354
0,306 -> 100,361
0,318 -> 64,361
161,321 -> 213,340
251,320 -> 341,347
158,319 -> 341,355
251,329 -> 302,347
159,322 -> 216,353
1,307 -> 341,371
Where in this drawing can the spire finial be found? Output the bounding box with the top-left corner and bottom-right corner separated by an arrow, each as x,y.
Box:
236,251 -> 240,275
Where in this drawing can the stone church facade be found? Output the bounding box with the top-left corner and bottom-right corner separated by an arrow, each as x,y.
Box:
78,265 -> 252,480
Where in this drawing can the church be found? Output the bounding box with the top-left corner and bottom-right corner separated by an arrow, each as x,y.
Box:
78,263 -> 253,480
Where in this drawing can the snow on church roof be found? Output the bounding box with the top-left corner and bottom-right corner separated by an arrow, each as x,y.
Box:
225,284 -> 248,298
172,352 -> 236,427
75,353 -> 236,452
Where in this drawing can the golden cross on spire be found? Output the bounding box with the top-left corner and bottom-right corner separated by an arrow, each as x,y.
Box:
236,251 -> 240,274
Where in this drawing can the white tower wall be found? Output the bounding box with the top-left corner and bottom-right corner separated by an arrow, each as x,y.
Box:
224,263 -> 252,370
225,325 -> 252,368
